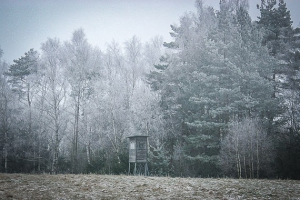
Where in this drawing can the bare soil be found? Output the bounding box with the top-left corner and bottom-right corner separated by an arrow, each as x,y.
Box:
0,173 -> 299,199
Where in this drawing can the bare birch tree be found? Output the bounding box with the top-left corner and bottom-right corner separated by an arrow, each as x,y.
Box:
220,117 -> 274,178
63,28 -> 102,172
0,56 -> 14,173
41,38 -> 68,174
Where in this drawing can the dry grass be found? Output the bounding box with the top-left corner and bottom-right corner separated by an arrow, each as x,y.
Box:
0,173 -> 299,199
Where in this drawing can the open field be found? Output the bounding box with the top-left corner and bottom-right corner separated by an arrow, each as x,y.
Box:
0,173 -> 299,199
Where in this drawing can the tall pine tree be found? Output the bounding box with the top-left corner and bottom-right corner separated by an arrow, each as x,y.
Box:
148,0 -> 277,177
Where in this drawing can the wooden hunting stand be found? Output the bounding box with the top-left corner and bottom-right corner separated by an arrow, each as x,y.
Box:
127,135 -> 149,176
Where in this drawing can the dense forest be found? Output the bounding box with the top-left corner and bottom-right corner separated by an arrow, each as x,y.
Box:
0,0 -> 300,179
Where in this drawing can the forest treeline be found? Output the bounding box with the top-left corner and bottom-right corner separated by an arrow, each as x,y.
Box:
0,0 -> 300,179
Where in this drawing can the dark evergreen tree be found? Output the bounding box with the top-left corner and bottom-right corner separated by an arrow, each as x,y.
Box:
258,0 -> 300,179
148,145 -> 170,176
6,49 -> 38,91
5,49 -> 40,172
276,27 -> 300,179
258,0 -> 292,55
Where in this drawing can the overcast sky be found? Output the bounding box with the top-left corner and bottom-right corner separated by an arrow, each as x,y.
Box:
0,0 -> 299,64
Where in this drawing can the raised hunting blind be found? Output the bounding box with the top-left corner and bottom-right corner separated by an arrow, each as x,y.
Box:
127,135 -> 149,176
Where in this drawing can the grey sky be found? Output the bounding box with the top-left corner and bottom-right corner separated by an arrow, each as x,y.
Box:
0,0 -> 299,64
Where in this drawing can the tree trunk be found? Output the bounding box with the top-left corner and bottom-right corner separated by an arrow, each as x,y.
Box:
256,130 -> 260,178
38,138 -> 41,172
51,80 -> 60,174
107,111 -> 121,164
4,131 -> 8,173
86,143 -> 91,165
27,83 -> 36,171
235,133 -> 241,178
243,155 -> 247,179
52,111 -> 60,174
248,152 -> 252,179
250,136 -> 254,179
73,94 -> 80,173
2,89 -> 9,173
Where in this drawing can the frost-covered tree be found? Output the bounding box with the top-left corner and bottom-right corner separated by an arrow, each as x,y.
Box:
220,118 -> 274,178
40,38 -> 68,174
63,28 -> 102,173
94,38 -> 166,174
143,36 -> 165,71
6,49 -> 40,171
124,36 -> 143,93
148,0 -> 277,177
0,49 -> 16,173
